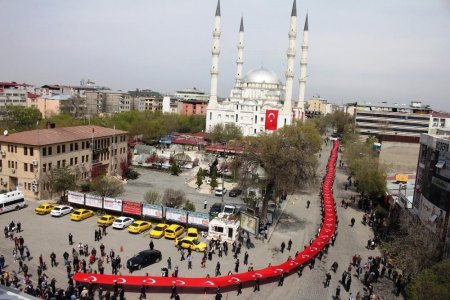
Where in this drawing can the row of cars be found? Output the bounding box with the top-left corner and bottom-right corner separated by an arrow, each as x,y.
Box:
34,202 -> 207,251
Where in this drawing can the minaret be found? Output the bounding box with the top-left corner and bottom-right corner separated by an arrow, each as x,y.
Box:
298,14 -> 309,120
235,16 -> 244,84
283,0 -> 297,113
209,0 -> 221,108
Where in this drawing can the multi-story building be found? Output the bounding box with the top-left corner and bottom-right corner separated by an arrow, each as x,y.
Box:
0,125 -> 128,200
85,90 -> 133,115
413,133 -> 450,250
353,101 -> 432,143
429,112 -> 450,134
0,82 -> 28,118
175,88 -> 209,116
305,96 -> 334,118
175,88 -> 209,102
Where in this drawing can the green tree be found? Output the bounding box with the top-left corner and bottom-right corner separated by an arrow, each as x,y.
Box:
183,200 -> 196,212
239,122 -> 322,222
5,106 -> 42,131
144,190 -> 161,204
43,167 -> 78,200
170,160 -> 181,176
210,123 -> 243,143
210,172 -> 218,190
60,96 -> 86,118
196,168 -> 204,189
91,176 -> 124,197
405,259 -> 450,300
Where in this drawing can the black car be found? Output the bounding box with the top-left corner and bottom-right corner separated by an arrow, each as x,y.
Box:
229,188 -> 242,197
127,250 -> 162,272
209,203 -> 223,218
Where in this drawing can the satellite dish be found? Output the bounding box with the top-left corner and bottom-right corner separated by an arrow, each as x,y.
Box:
3,130 -> 8,136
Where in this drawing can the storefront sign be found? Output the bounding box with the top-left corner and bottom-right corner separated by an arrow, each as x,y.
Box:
165,207 -> 187,223
85,194 -> 103,208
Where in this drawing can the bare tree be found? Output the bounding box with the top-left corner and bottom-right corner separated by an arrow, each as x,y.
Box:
91,176 -> 124,197
162,188 -> 186,208
144,190 -> 161,204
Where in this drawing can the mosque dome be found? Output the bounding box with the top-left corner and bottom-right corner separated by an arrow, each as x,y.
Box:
245,67 -> 280,84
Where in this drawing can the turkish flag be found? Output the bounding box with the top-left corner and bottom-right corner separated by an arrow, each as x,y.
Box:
265,109 -> 278,130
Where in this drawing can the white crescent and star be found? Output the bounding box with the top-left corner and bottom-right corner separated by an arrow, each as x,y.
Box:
116,278 -> 126,284
142,278 -> 156,284
204,281 -> 215,286
84,276 -> 97,282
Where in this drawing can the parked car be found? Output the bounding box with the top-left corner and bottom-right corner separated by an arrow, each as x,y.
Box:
209,203 -> 223,218
35,203 -> 56,215
97,215 -> 117,227
186,227 -> 199,239
215,187 -> 227,196
229,188 -> 242,197
174,236 -> 207,252
128,221 -> 152,233
126,250 -> 162,272
149,223 -> 168,238
164,224 -> 184,239
70,209 -> 94,221
50,205 -> 73,217
112,217 -> 135,229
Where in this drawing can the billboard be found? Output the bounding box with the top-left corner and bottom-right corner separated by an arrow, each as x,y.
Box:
165,207 -> 188,223
122,201 -> 142,216
103,197 -> 123,212
187,212 -> 209,228
85,194 -> 103,208
68,191 -> 84,205
240,212 -> 259,236
142,204 -> 164,219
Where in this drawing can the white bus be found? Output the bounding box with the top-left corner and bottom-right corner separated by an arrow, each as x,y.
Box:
0,191 -> 25,214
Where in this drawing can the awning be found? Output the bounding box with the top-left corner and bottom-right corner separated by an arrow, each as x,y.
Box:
436,160 -> 445,169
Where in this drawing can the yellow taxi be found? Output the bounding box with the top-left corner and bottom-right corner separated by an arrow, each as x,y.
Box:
186,227 -> 199,239
149,223 -> 168,239
128,220 -> 152,233
175,236 -> 207,252
35,203 -> 56,215
164,224 -> 184,239
70,209 -> 94,221
97,215 -> 116,226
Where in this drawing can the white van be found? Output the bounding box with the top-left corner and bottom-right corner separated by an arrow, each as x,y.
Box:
0,191 -> 25,214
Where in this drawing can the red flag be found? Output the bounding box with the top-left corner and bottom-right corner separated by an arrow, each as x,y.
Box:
265,109 -> 278,130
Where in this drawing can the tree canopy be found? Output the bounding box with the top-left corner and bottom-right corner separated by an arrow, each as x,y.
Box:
42,167 -> 77,199
405,259 -> 450,300
3,106 -> 42,131
209,123 -> 243,143
91,176 -> 124,197
238,122 -> 322,221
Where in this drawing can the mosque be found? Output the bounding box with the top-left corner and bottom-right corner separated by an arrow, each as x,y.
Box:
206,0 -> 309,136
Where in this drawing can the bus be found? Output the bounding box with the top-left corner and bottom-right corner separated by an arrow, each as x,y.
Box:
0,191 -> 25,214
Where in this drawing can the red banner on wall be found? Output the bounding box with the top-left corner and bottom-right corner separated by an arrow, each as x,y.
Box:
265,109 -> 278,130
122,201 -> 142,216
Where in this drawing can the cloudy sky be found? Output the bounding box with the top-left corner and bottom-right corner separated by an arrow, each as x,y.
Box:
1,0 -> 449,111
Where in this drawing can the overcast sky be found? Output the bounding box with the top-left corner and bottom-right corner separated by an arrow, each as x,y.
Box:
1,0 -> 449,111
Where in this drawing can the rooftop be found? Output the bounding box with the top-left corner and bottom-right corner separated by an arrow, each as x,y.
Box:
0,125 -> 127,146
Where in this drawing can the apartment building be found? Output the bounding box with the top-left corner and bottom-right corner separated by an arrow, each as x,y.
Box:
413,133 -> 450,248
0,125 -> 128,200
305,96 -> 334,118
0,82 -> 28,119
354,101 -> 432,143
85,90 -> 133,115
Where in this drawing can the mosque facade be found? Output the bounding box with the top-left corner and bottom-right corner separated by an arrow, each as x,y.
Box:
206,0 -> 309,136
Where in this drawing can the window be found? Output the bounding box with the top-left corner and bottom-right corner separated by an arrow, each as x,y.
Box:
57,145 -> 60,153
57,161 -> 61,168
30,148 -> 33,156
43,163 -> 47,172
86,155 -> 89,162
70,143 -> 73,151
24,163 -> 28,172
62,145 -> 66,153
14,146 -> 17,153
62,160 -> 66,167
75,157 -> 78,165
24,147 -> 28,155
82,156 -> 85,163
70,158 -> 73,165
30,165 -> 34,173
48,147 -> 52,155
48,163 -> 52,170
82,142 -> 85,150
75,143 -> 78,151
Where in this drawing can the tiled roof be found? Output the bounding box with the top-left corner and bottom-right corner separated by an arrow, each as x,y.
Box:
432,111 -> 450,118
0,125 -> 127,146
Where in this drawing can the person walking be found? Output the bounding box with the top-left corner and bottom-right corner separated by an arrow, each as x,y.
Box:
237,281 -> 242,295
253,277 -> 260,292
187,254 -> 192,270
167,257 -> 172,270
280,241 -> 286,253
244,251 -> 249,265
215,261 -> 221,277
68,233 -> 73,245
234,258 -> 239,273
325,272 -> 331,287
335,285 -> 341,298
170,284 -> 177,299
287,239 -> 292,251
50,252 -> 57,267
278,273 -> 285,286
149,240 -> 154,250
139,284 -> 146,299
350,217 -> 355,227
204,200 -> 207,210
307,200 -> 311,208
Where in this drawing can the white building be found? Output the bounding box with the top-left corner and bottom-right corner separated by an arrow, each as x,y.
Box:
206,0 -> 309,136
